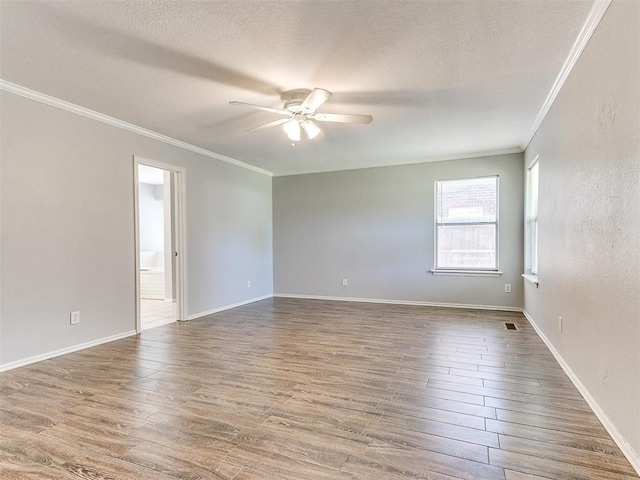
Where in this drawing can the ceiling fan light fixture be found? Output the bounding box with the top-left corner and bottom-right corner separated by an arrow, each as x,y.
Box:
302,120 -> 321,139
283,119 -> 301,141
231,87 -> 373,141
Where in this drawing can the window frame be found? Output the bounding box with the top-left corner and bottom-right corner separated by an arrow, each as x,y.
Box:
526,156 -> 539,276
432,175 -> 500,275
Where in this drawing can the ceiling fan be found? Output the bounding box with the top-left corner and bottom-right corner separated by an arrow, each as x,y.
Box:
229,88 -> 373,141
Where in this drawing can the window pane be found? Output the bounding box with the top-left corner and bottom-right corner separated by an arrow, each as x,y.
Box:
527,160 -> 539,274
436,224 -> 497,269
530,162 -> 539,219
530,218 -> 538,274
436,177 -> 497,224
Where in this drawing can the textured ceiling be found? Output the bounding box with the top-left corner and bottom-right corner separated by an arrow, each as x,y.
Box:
1,0 -> 595,176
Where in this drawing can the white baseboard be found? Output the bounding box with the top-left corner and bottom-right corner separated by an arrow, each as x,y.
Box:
0,330 -> 137,373
187,294 -> 273,320
522,310 -> 640,476
274,293 -> 522,312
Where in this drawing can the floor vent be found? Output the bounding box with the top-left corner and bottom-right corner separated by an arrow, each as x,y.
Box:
505,322 -> 518,331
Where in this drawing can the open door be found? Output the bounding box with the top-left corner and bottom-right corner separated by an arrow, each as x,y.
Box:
133,156 -> 187,332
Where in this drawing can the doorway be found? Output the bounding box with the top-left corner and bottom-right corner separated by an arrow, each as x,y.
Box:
134,156 -> 187,332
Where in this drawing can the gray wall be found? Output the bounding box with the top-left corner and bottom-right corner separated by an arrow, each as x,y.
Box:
274,153 -> 524,309
0,91 -> 273,366
523,0 -> 639,465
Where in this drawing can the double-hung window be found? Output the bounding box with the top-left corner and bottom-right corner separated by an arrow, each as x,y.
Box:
526,158 -> 539,275
434,176 -> 499,272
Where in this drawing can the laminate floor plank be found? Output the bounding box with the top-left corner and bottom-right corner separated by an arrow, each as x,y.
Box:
0,450 -> 76,480
504,470 -> 553,480
119,439 -> 229,480
486,418 -> 623,454
0,426 -> 180,480
489,448 -> 639,480
495,408 -> 610,438
391,391 -> 498,419
498,434 -> 638,476
484,396 -> 606,426
346,439 -> 505,480
223,444 -> 355,480
426,378 -> 529,402
377,396 -> 488,430
364,418 -> 490,463
0,298 -> 637,479
376,411 -> 501,448
389,379 -> 487,403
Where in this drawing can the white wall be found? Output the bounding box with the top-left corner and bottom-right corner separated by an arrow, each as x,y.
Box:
138,181 -> 165,255
273,153 -> 524,309
523,0 -> 639,469
0,90 -> 273,367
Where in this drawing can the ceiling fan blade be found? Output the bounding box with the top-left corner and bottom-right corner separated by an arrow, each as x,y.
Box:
300,88 -> 332,112
229,101 -> 289,116
314,113 -> 373,124
246,118 -> 290,131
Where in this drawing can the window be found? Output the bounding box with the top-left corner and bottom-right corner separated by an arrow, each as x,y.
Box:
434,176 -> 499,271
526,158 -> 539,274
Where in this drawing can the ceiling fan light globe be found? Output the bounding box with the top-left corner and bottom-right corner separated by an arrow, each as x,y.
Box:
283,119 -> 301,141
302,120 -> 321,139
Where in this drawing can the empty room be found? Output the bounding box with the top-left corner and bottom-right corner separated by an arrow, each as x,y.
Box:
1,1 -> 638,479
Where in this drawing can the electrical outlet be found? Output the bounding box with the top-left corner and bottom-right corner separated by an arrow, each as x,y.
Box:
341,278 -> 348,287
504,284 -> 512,293
247,280 -> 251,288
70,311 -> 80,325
558,316 -> 563,332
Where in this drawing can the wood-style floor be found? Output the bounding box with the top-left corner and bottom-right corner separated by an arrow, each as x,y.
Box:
0,298 -> 637,479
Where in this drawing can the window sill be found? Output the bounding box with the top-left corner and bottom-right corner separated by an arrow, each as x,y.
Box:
430,269 -> 503,277
522,273 -> 539,287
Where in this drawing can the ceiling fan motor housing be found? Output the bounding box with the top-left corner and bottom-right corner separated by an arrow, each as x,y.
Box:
284,100 -> 312,115
282,89 -> 313,115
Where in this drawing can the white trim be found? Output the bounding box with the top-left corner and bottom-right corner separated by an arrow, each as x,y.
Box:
525,156 -> 540,275
0,330 -> 137,373
134,156 -> 188,331
527,153 -> 540,170
430,270 -> 503,277
274,293 -> 522,312
187,294 -> 273,320
0,79 -> 272,177
433,175 -> 501,274
274,148 -> 523,177
522,309 -> 640,476
522,0 -> 612,149
134,164 -> 142,332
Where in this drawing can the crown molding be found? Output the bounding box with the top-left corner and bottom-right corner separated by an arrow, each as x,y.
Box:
522,0 -> 612,150
0,79 -> 273,177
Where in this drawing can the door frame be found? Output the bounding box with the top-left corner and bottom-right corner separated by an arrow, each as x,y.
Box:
133,155 -> 188,332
